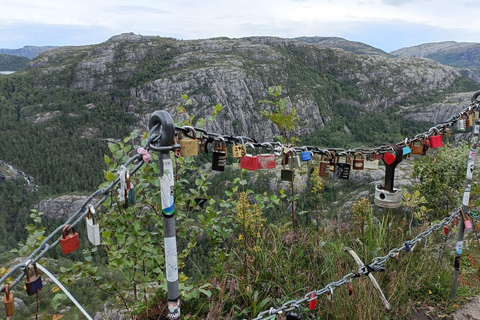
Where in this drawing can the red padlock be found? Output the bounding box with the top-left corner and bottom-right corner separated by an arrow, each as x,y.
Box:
429,129 -> 443,148
257,143 -> 276,170
308,293 -> 317,310
61,225 -> 80,254
240,143 -> 258,171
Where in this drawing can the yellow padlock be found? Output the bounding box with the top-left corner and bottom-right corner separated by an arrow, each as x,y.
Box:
178,126 -> 198,157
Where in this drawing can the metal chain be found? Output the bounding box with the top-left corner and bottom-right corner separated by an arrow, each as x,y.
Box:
250,209 -> 461,320
0,124 -> 162,292
176,101 -> 479,158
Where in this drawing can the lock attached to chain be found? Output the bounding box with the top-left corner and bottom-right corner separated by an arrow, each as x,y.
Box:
25,262 -> 42,296
300,147 -> 312,162
232,137 -> 247,158
281,151 -> 294,182
257,143 -> 276,169
364,151 -> 379,170
178,126 -> 198,157
352,152 -> 364,170
290,149 -> 301,168
410,139 -> 424,155
61,225 -> 80,254
429,128 -> 443,148
335,153 -> 351,179
240,143 -> 258,171
212,137 -> 227,171
318,152 -> 330,177
3,284 -> 14,316
86,204 -> 101,246
374,144 -> 403,208
123,171 -> 135,208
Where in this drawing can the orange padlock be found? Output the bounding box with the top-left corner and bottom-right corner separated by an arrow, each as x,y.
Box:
61,225 -> 80,254
3,284 -> 14,316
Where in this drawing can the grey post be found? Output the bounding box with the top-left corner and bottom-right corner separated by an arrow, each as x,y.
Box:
148,111 -> 181,319
450,117 -> 479,299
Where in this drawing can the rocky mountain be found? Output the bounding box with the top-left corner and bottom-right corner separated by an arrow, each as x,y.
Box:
295,36 -> 389,56
0,45 -> 56,59
0,53 -> 30,71
23,33 -> 477,142
391,41 -> 480,82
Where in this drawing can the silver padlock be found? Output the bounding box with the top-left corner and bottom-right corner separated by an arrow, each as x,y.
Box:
86,204 -> 101,245
290,150 -> 301,168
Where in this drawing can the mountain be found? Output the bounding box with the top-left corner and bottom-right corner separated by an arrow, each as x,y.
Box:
295,36 -> 389,56
391,41 -> 480,82
23,33 -> 477,143
0,45 -> 57,59
0,53 -> 30,71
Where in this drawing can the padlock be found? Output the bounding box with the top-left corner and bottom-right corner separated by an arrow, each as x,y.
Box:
25,262 -> 42,295
348,280 -> 353,296
410,139 -> 424,155
475,109 -> 479,121
3,284 -> 14,316
364,152 -> 379,170
328,151 -> 337,172
335,153 -> 351,179
308,293 -> 317,310
326,287 -> 334,313
352,152 -> 364,170
464,112 -> 470,129
442,125 -> 452,137
123,171 -> 135,208
286,313 -> 301,320
290,150 -> 301,168
403,146 -> 411,159
422,137 -> 430,154
212,138 -> 227,171
240,143 -> 258,171
429,129 -> 443,148
318,154 -> 330,177
457,117 -> 466,131
86,204 -> 101,246
198,134 -> 206,153
300,147 -> 312,162
257,143 -> 276,170
468,113 -> 474,127
232,137 -> 247,158
281,154 -> 294,182
178,126 -> 198,157
61,225 -> 80,254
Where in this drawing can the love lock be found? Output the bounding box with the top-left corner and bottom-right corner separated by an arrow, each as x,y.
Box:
375,144 -> 403,208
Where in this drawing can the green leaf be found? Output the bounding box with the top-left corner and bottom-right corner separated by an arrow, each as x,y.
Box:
104,170 -> 116,181
104,155 -> 111,164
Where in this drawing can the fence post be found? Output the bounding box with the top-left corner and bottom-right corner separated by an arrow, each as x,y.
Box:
450,118 -> 480,299
148,111 -> 181,319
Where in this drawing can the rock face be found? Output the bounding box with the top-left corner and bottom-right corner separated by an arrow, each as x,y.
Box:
453,295 -> 480,320
25,33 -> 476,142
32,195 -> 92,220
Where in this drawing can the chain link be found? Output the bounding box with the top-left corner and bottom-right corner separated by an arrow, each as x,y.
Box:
0,129 -> 160,292
250,209 -> 461,320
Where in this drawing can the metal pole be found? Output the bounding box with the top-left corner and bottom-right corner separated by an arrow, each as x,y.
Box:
36,263 -> 93,320
148,111 -> 180,319
451,119 -> 479,299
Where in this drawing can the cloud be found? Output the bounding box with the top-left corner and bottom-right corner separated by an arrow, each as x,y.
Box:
106,5 -> 169,15
382,0 -> 416,6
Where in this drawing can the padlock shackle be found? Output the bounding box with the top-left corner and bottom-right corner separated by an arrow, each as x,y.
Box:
261,142 -> 274,154
62,225 -> 76,238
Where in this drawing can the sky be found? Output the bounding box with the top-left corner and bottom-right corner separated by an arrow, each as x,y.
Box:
1,0 -> 479,52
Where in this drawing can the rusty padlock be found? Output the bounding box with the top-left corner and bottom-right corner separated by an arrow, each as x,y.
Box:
3,284 -> 14,316
352,152 -> 364,170
25,262 -> 42,295
410,139 -> 424,155
318,153 -> 330,177
61,225 -> 80,254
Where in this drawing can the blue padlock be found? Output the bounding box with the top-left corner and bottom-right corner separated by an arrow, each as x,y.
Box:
403,146 -> 411,155
300,148 -> 312,162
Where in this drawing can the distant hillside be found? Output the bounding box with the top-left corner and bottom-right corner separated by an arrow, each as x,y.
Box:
391,41 -> 480,82
0,53 -> 30,71
295,36 -> 389,56
0,45 -> 57,59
